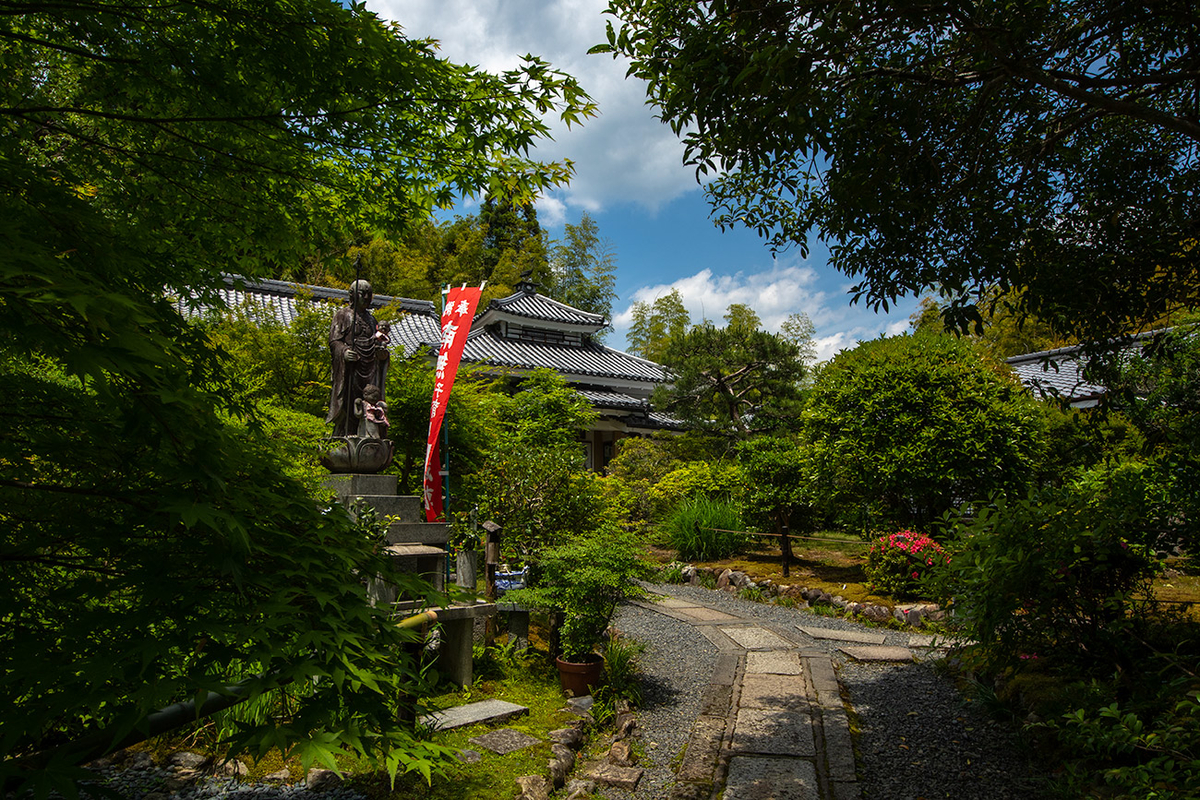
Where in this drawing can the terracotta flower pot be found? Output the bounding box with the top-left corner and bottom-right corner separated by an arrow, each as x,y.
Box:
555,654 -> 604,698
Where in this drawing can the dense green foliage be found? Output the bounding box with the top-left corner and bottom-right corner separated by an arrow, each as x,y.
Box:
737,435 -> 823,535
505,529 -> 645,661
665,497 -> 748,561
806,332 -> 1043,531
655,317 -> 807,439
597,0 -> 1200,345
462,370 -> 603,553
0,0 -> 594,792
626,290 -> 690,363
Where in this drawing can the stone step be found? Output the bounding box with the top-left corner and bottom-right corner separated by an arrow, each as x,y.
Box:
351,495 -> 422,521
322,473 -> 397,498
387,520 -> 449,545
419,699 -> 529,731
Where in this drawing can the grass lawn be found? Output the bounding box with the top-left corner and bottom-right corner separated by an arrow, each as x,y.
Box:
646,530 -> 917,606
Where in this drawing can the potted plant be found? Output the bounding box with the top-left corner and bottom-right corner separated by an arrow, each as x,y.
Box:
507,526 -> 644,696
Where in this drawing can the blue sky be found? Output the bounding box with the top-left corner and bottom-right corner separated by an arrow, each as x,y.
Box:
369,0 -> 919,360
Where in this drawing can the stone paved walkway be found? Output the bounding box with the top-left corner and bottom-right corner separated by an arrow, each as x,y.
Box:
632,596 -> 869,800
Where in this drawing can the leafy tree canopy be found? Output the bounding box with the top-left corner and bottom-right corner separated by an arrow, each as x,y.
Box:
1,0 -> 593,791
806,331 -> 1045,531
597,0 -> 1200,344
654,307 -> 806,440
626,289 -> 690,362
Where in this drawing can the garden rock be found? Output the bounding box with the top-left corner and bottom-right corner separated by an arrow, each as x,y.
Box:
608,739 -> 635,767
125,751 -> 154,770
716,569 -> 733,589
457,749 -> 482,764
306,768 -> 342,791
548,755 -> 569,789
548,727 -> 584,749
516,774 -> 550,800
552,743 -> 576,773
615,713 -> 637,740
587,762 -> 644,790
166,752 -> 207,771
565,778 -> 597,799
862,604 -> 892,623
214,758 -> 248,778
264,768 -> 292,781
567,695 -> 594,713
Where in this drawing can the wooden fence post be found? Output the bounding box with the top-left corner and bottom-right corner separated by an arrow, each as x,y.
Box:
780,519 -> 792,578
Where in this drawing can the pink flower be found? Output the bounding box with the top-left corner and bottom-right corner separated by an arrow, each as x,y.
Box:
911,571 -> 919,579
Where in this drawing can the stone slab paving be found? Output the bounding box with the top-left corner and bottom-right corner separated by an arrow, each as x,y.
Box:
655,596 -> 700,609
720,625 -> 795,650
746,651 -> 804,675
838,644 -> 914,662
467,727 -> 539,755
637,594 -> 858,800
739,674 -> 807,709
733,707 -> 817,756
724,756 -> 820,800
797,625 -> 888,645
418,698 -> 528,731
678,607 -> 742,622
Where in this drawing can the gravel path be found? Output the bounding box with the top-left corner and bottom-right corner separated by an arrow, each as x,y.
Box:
612,582 -> 1045,800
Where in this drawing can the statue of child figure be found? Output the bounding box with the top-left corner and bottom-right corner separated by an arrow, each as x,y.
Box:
355,383 -> 389,439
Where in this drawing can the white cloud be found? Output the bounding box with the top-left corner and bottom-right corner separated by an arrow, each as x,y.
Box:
367,0 -> 698,215
610,258 -> 918,362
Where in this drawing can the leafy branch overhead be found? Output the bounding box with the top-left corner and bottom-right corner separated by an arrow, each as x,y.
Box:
596,0 -> 1200,343
1,1 -> 595,794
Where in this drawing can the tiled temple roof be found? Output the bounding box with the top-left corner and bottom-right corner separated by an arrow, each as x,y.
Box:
1006,329 -> 1171,407
474,282 -> 608,331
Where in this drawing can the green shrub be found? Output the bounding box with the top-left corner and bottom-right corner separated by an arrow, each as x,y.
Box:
658,562 -> 686,584
938,489 -> 1160,675
593,633 -> 645,726
1048,694 -> 1200,799
865,529 -> 949,598
665,496 -> 748,561
647,460 -> 743,519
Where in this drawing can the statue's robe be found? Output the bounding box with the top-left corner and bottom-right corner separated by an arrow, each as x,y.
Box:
327,306 -> 389,437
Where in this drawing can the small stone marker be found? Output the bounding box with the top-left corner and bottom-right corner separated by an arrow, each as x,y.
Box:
797,625 -> 887,645
838,645 -> 913,662
721,626 -> 793,650
587,762 -> 645,790
469,728 -> 540,755
419,698 -> 528,731
457,749 -> 482,764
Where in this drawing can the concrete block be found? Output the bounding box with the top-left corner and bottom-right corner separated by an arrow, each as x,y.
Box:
387,520 -> 449,545
676,715 -> 725,783
738,674 -> 808,710
838,645 -> 913,662
322,473 -> 397,498
711,652 -> 740,686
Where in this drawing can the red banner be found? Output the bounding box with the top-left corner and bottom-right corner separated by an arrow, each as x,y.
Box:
423,285 -> 482,521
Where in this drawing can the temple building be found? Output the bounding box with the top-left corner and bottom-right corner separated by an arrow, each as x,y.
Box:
183,275 -> 677,472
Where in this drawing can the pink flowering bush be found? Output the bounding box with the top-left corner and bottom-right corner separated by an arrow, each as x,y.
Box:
865,529 -> 949,598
